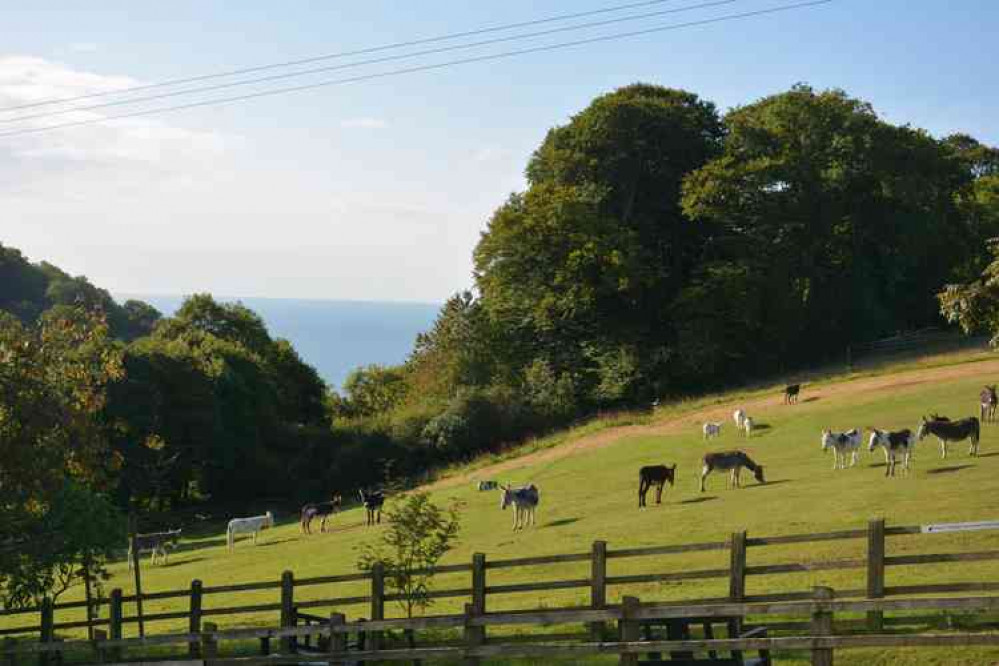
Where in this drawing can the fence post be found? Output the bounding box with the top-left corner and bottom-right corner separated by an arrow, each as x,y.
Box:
866,518 -> 885,631
39,598 -> 54,666
329,612 -> 346,665
590,540 -> 608,641
108,588 -> 123,662
4,636 -> 16,666
201,621 -> 218,659
188,579 -> 203,658
618,595 -> 641,666
92,629 -> 107,664
370,562 -> 385,653
280,570 -> 295,653
463,603 -> 483,666
471,553 -> 487,647
810,586 -> 834,666
729,531 -> 747,602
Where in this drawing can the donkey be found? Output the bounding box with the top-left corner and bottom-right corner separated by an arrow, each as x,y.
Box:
916,416 -> 980,458
128,529 -> 181,569
358,489 -> 385,526
981,386 -> 997,423
500,484 -> 540,530
742,416 -> 755,438
784,383 -> 801,404
868,429 -> 915,477
821,428 -> 862,470
702,422 -> 722,440
638,464 -> 676,508
300,494 -> 342,534
226,512 -> 274,552
733,409 -> 747,430
700,451 -> 765,492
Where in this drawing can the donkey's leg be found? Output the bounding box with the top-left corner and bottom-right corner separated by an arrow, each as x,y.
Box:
699,465 -> 710,492
638,480 -> 647,508
939,438 -> 947,459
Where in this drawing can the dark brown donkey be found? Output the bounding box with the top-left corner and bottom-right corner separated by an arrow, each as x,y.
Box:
638,464 -> 676,507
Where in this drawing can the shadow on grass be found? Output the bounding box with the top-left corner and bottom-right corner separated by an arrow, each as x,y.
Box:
160,556 -> 208,568
926,464 -> 973,475
680,496 -> 717,504
545,518 -> 580,528
978,452 -> 999,458
751,423 -> 773,431
742,479 -> 792,489
800,397 -> 820,403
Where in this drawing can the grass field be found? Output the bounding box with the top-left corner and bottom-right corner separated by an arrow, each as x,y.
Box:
11,348 -> 999,665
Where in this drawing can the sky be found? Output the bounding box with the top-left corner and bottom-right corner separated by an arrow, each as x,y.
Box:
2,1 -> 997,303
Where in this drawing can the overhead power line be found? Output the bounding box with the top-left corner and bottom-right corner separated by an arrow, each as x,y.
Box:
0,0 -> 740,126
0,0 -> 832,140
0,0 -> 704,114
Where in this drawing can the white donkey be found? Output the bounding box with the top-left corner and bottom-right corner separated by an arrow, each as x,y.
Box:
733,409 -> 747,430
742,416 -> 755,438
821,428 -> 862,469
499,484 -> 539,530
702,422 -> 722,440
226,511 -> 274,551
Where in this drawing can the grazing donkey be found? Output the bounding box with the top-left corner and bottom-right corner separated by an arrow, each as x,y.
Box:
638,464 -> 676,507
702,422 -> 722,440
700,451 -> 765,492
226,512 -> 274,552
784,383 -> 801,404
742,416 -> 755,438
300,494 -> 342,534
128,529 -> 181,569
359,489 -> 385,526
499,484 -> 540,530
733,409 -> 747,431
916,416 -> 980,458
821,428 -> 862,470
981,386 -> 997,423
868,429 -> 915,477
477,480 -> 498,491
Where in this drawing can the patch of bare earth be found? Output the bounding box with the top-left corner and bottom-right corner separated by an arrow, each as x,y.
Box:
426,358 -> 999,491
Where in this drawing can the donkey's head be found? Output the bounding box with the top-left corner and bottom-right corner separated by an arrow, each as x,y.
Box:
499,484 -> 511,510
916,419 -> 931,441
868,430 -> 883,451
753,465 -> 765,484
665,464 -> 677,486
265,511 -> 275,528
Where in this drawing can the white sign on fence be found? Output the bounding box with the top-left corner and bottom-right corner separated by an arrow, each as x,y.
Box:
921,520 -> 999,534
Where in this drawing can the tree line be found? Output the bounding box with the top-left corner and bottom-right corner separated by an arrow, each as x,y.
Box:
3,82 -> 998,606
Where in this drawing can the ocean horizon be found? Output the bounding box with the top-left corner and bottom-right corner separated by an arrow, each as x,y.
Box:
118,294 -> 440,391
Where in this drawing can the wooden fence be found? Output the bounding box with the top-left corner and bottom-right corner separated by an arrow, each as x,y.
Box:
2,516 -> 998,664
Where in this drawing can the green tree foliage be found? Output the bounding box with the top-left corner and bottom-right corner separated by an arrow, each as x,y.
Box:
0,243 -> 160,340
681,85 -> 979,379
474,85 -> 724,402
939,240 -> 999,345
339,364 -> 409,418
0,307 -> 126,606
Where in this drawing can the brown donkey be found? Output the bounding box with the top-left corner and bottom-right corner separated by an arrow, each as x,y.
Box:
638,464 -> 676,507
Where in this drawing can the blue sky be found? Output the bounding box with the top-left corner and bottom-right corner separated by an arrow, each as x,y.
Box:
2,1 -> 997,303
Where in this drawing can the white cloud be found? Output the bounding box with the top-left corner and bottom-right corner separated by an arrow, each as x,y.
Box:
0,56 -> 229,178
339,117 -> 388,130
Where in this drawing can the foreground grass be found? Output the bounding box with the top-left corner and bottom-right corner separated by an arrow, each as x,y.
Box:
7,345 -> 999,664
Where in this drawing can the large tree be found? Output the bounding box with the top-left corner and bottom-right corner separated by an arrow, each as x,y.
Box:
681,85 -> 975,377
474,84 -> 724,401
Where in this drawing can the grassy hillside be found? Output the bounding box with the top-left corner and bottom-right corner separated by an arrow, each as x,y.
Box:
12,349 -> 999,665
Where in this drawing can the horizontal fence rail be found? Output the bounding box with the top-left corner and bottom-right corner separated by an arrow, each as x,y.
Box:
2,516 -> 998,665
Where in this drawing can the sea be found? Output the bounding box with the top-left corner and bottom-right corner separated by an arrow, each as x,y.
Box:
120,295 -> 440,391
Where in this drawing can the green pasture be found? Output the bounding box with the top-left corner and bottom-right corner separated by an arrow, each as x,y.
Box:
9,351 -> 999,664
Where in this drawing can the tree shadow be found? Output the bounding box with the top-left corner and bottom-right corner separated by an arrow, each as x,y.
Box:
680,496 -> 718,504
545,518 -> 580,528
159,557 -> 207,569
926,465 -> 974,475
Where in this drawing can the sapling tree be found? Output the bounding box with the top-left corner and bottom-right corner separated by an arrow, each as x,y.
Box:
357,492 -> 460,652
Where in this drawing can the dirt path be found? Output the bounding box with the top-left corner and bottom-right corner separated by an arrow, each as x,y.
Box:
426,357 -> 999,491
